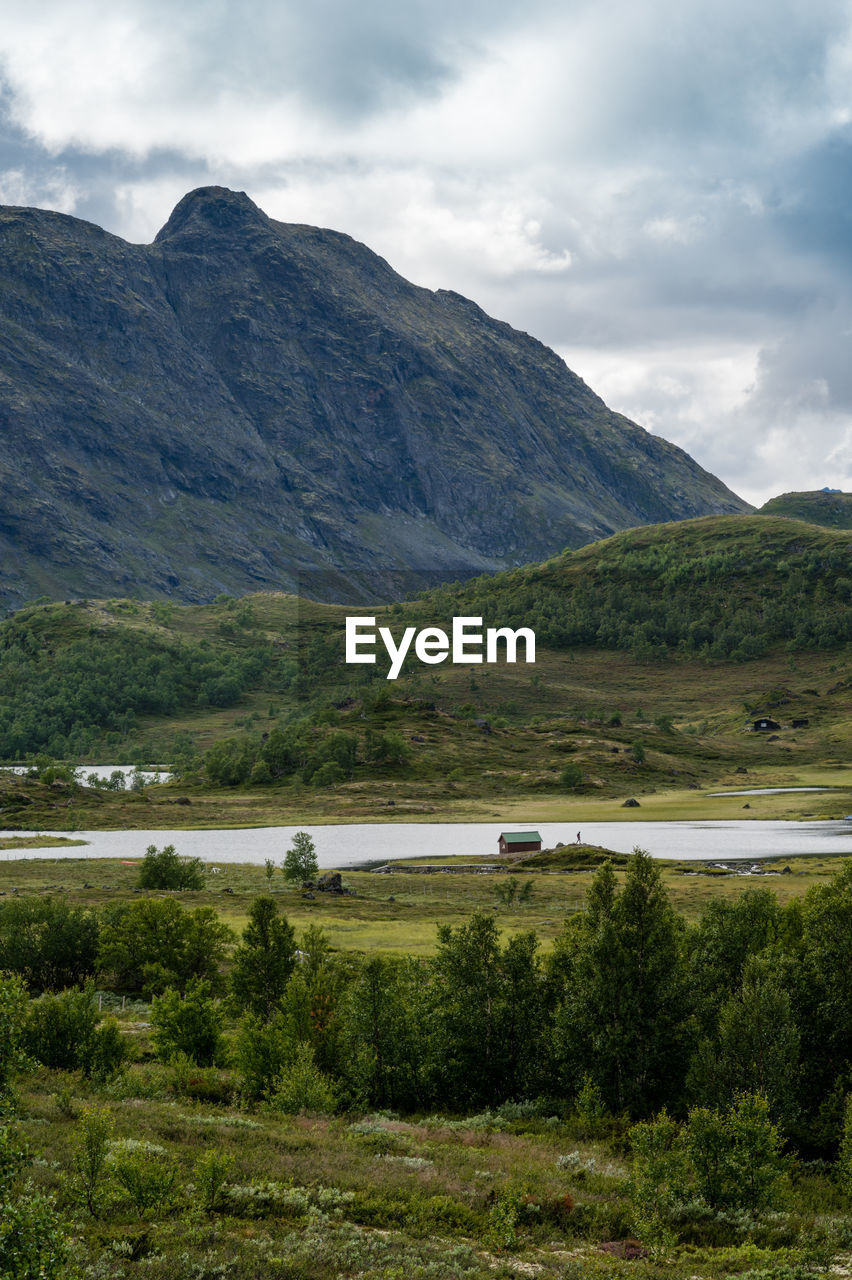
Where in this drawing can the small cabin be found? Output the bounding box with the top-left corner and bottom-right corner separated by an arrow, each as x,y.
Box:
791,718 -> 809,729
750,717 -> 781,732
498,830 -> 542,856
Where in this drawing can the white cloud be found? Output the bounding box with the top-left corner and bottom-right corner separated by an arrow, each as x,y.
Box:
0,165 -> 78,211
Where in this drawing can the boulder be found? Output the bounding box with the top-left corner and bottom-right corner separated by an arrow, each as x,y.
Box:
317,871 -> 344,894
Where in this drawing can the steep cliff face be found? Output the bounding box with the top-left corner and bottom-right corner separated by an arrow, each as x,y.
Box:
0,186 -> 749,608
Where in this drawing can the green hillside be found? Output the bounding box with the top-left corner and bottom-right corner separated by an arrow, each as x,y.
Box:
758,489 -> 852,529
0,514 -> 850,827
417,514 -> 852,661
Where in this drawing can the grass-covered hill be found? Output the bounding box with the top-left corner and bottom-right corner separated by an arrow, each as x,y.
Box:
413,513 -> 852,660
758,489 -> 852,529
0,513 -> 849,824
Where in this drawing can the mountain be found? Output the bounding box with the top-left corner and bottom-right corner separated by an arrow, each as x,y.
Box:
758,491 -> 852,529
0,186 -> 749,610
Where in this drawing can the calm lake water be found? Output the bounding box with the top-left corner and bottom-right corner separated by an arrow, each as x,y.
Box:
1,819 -> 851,866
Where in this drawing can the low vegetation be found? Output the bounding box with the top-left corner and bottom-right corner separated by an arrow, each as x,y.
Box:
0,518 -> 847,818
1,851 -> 851,1277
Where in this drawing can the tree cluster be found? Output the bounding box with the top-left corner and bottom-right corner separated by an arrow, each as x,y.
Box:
0,610 -> 269,759
203,723 -> 409,788
425,540 -> 852,661
2,854 -> 852,1161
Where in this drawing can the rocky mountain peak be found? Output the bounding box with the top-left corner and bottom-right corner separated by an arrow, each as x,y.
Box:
154,186 -> 270,244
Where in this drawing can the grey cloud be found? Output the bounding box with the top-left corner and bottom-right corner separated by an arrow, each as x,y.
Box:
135,0 -> 538,119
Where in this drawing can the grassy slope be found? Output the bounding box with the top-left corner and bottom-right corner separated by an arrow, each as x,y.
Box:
759,489 -> 852,529
0,514 -> 849,827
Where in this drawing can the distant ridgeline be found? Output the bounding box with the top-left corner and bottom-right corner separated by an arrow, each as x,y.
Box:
0,515 -> 849,761
757,489 -> 852,530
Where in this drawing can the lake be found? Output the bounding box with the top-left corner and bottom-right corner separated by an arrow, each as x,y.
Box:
4,765 -> 173,784
1,819 -> 851,866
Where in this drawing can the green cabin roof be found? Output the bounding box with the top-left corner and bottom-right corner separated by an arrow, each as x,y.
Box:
499,831 -> 542,843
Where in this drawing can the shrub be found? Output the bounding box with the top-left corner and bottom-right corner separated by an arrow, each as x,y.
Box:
560,762 -> 584,790
233,1013 -> 293,1101
629,1109 -> 685,1248
24,987 -> 95,1073
151,981 -> 225,1067
487,1187 -> 524,1248
194,1149 -> 234,1214
98,899 -> 232,995
629,1094 -> 788,1246
0,975 -> 31,1095
836,1093 -> 852,1197
0,897 -> 98,992
109,1141 -> 179,1218
0,1179 -> 69,1280
683,1094 -> 786,1215
137,843 -> 205,891
267,1042 -> 337,1114
73,1105 -> 115,1218
89,1018 -> 131,1082
23,988 -> 129,1081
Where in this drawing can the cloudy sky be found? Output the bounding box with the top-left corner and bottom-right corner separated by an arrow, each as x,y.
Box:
2,0 -> 852,505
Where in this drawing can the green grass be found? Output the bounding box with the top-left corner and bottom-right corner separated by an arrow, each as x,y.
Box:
758,489 -> 852,529
0,849 -> 844,955
0,835 -> 87,849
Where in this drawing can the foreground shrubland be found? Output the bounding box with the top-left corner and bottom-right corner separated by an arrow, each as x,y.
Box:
1,851 -> 852,1277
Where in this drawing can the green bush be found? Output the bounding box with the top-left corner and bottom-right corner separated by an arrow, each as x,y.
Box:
150,981 -> 226,1067
267,1042 -> 337,1114
73,1105 -> 115,1218
683,1094 -> 786,1214
138,844 -> 206,891
194,1149 -> 234,1214
0,1180 -> 69,1280
24,988 -> 129,1081
837,1093 -> 852,1195
89,1018 -> 131,1082
233,1013 -> 293,1101
98,898 -> 232,995
109,1140 -> 179,1218
560,762 -> 584,789
0,897 -> 98,992
629,1094 -> 788,1245
0,975 -> 32,1095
